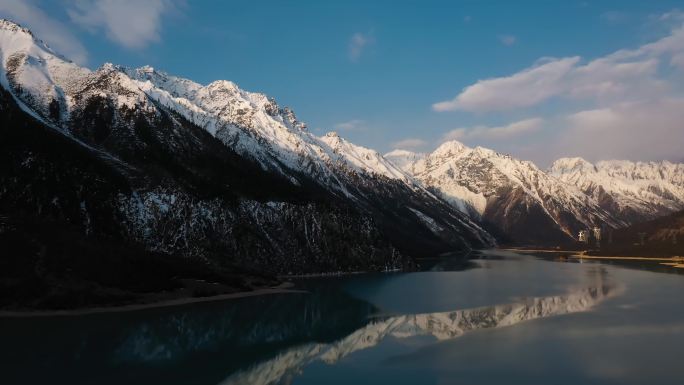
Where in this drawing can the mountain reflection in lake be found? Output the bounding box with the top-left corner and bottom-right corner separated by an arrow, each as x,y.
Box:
1,251 -> 684,385
221,283 -> 615,385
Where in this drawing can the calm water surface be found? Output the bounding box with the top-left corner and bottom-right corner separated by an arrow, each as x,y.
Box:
1,250 -> 684,385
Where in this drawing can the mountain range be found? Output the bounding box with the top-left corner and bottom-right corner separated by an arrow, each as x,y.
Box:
0,19 -> 682,307
0,19 -> 491,307
386,144 -> 684,245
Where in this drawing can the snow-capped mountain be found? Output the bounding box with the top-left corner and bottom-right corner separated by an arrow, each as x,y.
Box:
0,20 -> 152,129
0,17 -> 493,303
549,157 -> 684,223
6,14 -> 679,273
122,64 -> 426,191
0,19 -> 420,193
388,141 -> 624,245
123,65 -> 498,250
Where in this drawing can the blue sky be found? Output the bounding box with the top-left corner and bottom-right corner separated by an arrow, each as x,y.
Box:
2,0 -> 684,166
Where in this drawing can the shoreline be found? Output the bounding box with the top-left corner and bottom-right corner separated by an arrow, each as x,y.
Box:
0,282 -> 304,318
4,249 -> 681,318
498,248 -> 581,253
570,254 -> 684,268
498,249 -> 684,269
502,248 -> 684,263
660,262 -> 684,268
282,268 -> 403,279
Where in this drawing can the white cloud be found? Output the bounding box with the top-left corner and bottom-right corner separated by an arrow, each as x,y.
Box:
348,32 -> 374,62
441,118 -> 544,142
67,0 -> 179,50
558,98 -> 684,162
0,0 -> 89,63
334,119 -> 365,131
660,9 -> 684,21
391,138 -> 428,150
433,57 -> 580,112
671,52 -> 684,70
498,34 -> 517,46
433,21 -> 684,112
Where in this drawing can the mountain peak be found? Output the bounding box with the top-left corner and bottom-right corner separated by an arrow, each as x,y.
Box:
99,62 -> 119,72
207,79 -> 239,91
549,157 -> 596,174
138,65 -> 155,73
0,19 -> 61,62
0,19 -> 32,36
432,140 -> 469,157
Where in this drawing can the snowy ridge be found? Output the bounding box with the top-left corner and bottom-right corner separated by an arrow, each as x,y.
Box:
0,18 -> 493,251
319,132 -> 413,183
0,20 -> 153,124
550,157 -> 684,220
388,140 -> 684,241
0,19 -> 434,196
389,141 -> 623,240
124,65 -> 423,194
0,20 -> 143,176
116,59 -> 492,246
0,19 -> 414,194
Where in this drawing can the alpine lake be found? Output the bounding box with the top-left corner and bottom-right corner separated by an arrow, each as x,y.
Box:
2,249 -> 683,385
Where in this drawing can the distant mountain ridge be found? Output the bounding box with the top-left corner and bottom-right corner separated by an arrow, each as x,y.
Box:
549,157 -> 684,223
386,142 -> 684,245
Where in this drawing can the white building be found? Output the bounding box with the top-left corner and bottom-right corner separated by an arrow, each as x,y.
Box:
578,230 -> 588,243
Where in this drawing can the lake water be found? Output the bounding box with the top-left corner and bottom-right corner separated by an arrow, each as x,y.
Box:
1,250 -> 684,385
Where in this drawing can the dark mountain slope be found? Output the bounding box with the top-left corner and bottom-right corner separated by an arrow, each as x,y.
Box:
0,88 -> 402,309
591,210 -> 684,257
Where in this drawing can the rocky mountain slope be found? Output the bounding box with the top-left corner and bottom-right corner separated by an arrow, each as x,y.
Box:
387,141 -> 626,245
0,20 -> 492,308
120,63 -> 494,253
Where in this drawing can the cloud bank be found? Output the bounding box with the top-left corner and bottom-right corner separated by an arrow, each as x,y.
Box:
334,119 -> 365,131
67,0 -> 179,50
442,118 -> 544,142
433,12 -> 684,164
